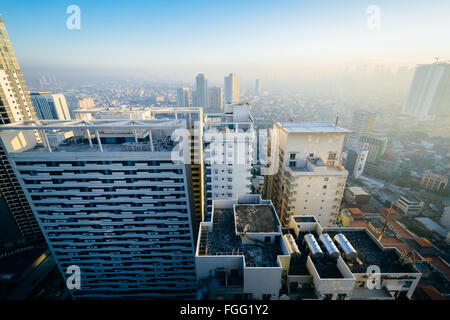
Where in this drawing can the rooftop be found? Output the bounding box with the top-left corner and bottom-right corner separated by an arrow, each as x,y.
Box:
234,204 -> 278,234
400,195 -> 422,203
326,230 -> 418,274
287,230 -> 345,278
314,259 -> 344,279
277,122 -> 350,134
200,208 -> 283,268
414,237 -> 434,248
288,158 -> 346,174
293,216 -> 317,223
348,187 -> 370,196
415,260 -> 450,295
22,134 -> 175,154
348,208 -> 364,216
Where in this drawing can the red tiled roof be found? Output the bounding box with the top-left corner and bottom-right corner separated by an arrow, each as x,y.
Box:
389,220 -> 414,238
349,220 -> 370,229
380,208 -> 400,219
427,255 -> 450,280
348,207 -> 363,216
381,238 -> 414,255
419,285 -> 445,300
414,237 -> 434,248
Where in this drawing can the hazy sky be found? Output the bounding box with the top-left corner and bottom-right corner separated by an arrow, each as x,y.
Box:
2,0 -> 450,82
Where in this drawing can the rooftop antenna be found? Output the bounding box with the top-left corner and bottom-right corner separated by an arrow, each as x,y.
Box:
335,115 -> 339,128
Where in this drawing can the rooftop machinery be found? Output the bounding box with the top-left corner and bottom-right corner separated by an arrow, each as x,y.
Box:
334,233 -> 358,260
319,233 -> 341,259
303,233 -> 324,259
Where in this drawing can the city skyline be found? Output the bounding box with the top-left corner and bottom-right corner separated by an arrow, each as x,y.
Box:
1,0 -> 450,82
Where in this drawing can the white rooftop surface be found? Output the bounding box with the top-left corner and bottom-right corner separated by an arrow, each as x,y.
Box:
278,122 -> 350,133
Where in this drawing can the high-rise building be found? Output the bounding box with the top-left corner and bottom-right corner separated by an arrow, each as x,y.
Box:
224,73 -> 240,104
345,110 -> 376,149
358,134 -> 388,176
255,79 -> 262,96
402,62 -> 450,121
176,87 -> 190,108
74,106 -> 205,226
0,119 -> 199,299
30,92 -> 71,120
208,87 -> 223,112
344,145 -> 369,180
263,122 -> 349,227
203,103 -> 255,220
0,17 -> 43,251
194,74 -> 208,108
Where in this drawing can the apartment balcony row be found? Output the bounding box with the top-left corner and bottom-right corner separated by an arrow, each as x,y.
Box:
14,162 -> 179,170
27,188 -> 184,196
19,172 -> 184,181
32,196 -> 188,204
38,211 -> 190,220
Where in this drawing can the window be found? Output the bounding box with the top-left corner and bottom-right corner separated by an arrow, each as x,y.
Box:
290,153 -> 296,160
323,185 -> 327,189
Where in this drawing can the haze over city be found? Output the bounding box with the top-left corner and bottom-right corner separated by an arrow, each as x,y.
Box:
2,0 -> 450,84
0,0 -> 449,307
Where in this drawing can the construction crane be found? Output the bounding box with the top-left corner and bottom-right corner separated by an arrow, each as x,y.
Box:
401,250 -> 416,267
378,204 -> 394,242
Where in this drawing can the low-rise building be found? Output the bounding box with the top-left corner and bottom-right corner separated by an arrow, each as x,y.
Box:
421,172 -> 448,191
339,208 -> 364,227
396,196 -> 424,215
344,187 -> 371,205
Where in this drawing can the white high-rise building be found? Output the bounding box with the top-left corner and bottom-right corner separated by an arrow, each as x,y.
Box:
29,92 -> 71,120
203,103 -> 255,220
402,62 -> 450,121
194,74 -> 208,108
263,122 -> 349,227
176,87 -> 190,108
224,73 -> 240,104
0,119 -> 198,299
345,110 -> 376,149
208,87 -> 223,112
